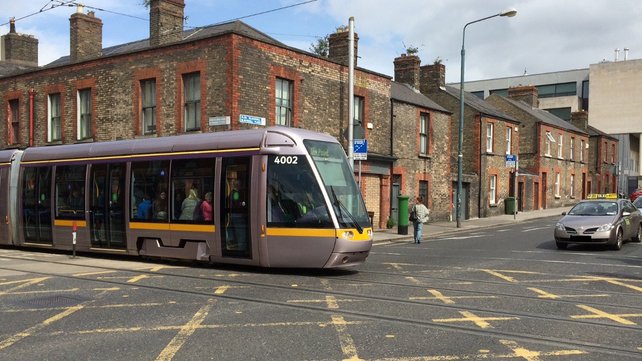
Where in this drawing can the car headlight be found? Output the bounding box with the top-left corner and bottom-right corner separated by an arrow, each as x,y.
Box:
596,223 -> 614,232
555,222 -> 565,231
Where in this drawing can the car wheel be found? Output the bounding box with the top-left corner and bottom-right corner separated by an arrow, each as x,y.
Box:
611,229 -> 623,250
633,224 -> 642,243
556,241 -> 567,250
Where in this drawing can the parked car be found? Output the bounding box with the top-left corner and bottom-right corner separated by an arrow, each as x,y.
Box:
634,196 -> 642,209
630,188 -> 642,201
554,194 -> 642,250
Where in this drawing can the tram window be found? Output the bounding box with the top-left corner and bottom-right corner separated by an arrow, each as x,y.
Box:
55,165 -> 86,220
267,155 -> 332,228
171,158 -> 214,222
130,160 -> 169,221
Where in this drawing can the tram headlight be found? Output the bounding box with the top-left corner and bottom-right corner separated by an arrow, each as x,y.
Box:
340,230 -> 355,240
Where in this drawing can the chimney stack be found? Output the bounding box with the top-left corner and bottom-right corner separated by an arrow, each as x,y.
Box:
393,54 -> 420,89
150,0 -> 185,47
508,85 -> 539,108
420,63 -> 446,94
1,17 -> 39,67
570,111 -> 589,131
70,8 -> 103,62
328,28 -> 359,66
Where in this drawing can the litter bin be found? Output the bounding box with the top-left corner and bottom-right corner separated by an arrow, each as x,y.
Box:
397,196 -> 409,235
505,197 -> 516,215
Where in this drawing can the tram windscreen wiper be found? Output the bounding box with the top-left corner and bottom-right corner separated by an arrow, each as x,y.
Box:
330,186 -> 363,234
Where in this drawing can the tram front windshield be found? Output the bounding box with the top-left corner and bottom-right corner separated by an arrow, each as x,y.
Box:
304,140 -> 370,230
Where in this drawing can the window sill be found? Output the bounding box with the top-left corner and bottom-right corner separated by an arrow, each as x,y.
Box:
554,195 -> 561,199
489,203 -> 498,208
46,140 -> 63,146
75,137 -> 95,144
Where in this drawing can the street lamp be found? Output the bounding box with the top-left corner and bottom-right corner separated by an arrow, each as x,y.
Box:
456,8 -> 516,228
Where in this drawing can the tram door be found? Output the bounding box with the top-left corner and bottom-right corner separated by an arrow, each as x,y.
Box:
221,157 -> 251,258
90,163 -> 127,249
22,166 -> 53,244
0,167 -> 8,245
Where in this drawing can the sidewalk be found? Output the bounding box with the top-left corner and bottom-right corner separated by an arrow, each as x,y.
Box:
373,206 -> 569,243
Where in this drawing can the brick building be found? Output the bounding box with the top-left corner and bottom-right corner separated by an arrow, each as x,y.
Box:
570,111 -> 619,194
0,0 -> 455,228
487,86 -> 589,209
390,81 -> 451,224
394,56 -> 521,219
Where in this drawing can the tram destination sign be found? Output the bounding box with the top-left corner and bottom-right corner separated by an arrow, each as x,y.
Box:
353,139 -> 367,161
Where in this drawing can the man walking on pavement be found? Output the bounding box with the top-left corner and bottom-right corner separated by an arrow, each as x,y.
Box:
411,196 -> 430,244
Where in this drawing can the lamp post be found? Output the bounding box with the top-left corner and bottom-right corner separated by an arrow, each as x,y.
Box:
456,9 -> 516,228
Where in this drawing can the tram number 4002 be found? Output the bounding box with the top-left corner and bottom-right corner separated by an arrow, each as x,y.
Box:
273,156 -> 299,165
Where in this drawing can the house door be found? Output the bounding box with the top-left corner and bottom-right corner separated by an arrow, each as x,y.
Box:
518,181 -> 524,211
582,173 -> 587,199
534,183 -> 540,210
390,175 -> 400,224
541,173 -> 548,209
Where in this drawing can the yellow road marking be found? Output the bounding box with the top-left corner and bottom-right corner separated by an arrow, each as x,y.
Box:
0,277 -> 49,296
410,289 -> 496,303
6,288 -> 80,296
605,279 -> 642,293
127,275 -> 150,283
433,311 -> 519,329
499,339 -> 586,361
571,304 -> 640,325
155,300 -> 214,361
73,271 -> 116,277
528,287 -> 608,299
0,305 -> 84,351
214,286 -> 229,295
482,269 -> 517,283
330,315 -> 362,361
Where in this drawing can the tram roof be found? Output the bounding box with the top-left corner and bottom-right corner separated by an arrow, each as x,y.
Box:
0,149 -> 21,163
20,127 -> 337,163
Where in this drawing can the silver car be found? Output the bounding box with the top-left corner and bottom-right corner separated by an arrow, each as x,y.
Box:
554,197 -> 642,250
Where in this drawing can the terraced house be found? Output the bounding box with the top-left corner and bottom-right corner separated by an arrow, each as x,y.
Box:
0,0 -> 455,228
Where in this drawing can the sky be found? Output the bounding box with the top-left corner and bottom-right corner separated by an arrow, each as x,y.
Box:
1,0 -> 641,83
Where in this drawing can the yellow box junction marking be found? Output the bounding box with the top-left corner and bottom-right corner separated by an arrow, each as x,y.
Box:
482,269 -> 517,283
433,311 -> 519,329
319,279 -> 362,361
571,304 -> 641,325
155,299 -> 214,361
527,287 -> 609,299
0,277 -> 50,296
410,289 -> 497,304
499,339 -> 586,361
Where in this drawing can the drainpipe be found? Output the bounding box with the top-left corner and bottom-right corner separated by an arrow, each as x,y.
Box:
29,89 -> 35,147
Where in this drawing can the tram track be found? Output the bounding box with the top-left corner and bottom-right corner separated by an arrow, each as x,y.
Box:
1,250 -> 641,359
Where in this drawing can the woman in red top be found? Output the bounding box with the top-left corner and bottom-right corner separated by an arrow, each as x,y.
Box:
201,192 -> 213,221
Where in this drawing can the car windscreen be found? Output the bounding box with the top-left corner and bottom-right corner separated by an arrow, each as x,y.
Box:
568,201 -> 618,216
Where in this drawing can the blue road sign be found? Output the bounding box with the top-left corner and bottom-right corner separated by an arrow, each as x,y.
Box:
353,139 -> 367,160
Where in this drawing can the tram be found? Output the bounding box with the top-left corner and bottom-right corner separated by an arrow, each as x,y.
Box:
0,127 -> 372,268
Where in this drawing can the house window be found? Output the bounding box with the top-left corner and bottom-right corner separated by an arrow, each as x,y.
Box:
275,78 -> 293,127
570,174 -> 575,198
555,172 -> 561,197
8,99 -> 19,144
545,131 -> 555,156
419,180 -> 428,205
183,72 -> 201,132
353,95 -> 365,139
557,134 -> 563,159
141,79 -> 156,135
489,174 -> 497,205
77,88 -> 92,140
486,123 -> 494,153
569,137 -> 574,160
48,94 -> 62,142
420,113 -> 429,155
506,127 -> 512,155
580,140 -> 585,162
611,143 -> 616,164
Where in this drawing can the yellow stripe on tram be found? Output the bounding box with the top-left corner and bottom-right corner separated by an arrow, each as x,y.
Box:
129,222 -> 215,233
266,228 -> 336,238
54,220 -> 88,228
